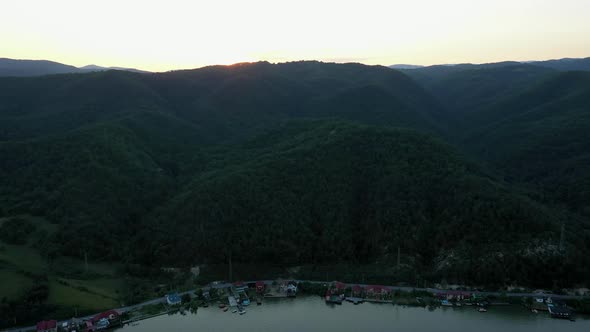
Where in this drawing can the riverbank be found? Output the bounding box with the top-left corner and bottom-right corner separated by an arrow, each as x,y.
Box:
4,279 -> 589,332
110,296 -> 590,332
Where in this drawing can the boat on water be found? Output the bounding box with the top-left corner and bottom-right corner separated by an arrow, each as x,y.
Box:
441,300 -> 453,307
478,307 -> 487,312
548,305 -> 573,320
238,305 -> 247,315
325,294 -> 343,305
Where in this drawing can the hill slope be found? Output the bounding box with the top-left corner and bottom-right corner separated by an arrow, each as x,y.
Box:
463,71 -> 590,216
143,122 -> 585,287
401,62 -> 556,119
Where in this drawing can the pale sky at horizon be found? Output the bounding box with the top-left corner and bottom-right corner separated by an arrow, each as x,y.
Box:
1,0 -> 589,72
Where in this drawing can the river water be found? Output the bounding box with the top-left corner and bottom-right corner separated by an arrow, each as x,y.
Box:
114,296 -> 588,332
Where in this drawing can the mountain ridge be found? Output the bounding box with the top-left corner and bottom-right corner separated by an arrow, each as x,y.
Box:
0,57 -> 151,77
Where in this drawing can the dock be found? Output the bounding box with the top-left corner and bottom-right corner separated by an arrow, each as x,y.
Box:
548,305 -> 573,319
228,296 -> 238,307
345,297 -> 364,305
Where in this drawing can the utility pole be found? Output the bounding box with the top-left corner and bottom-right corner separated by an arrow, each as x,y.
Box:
84,250 -> 88,274
559,222 -> 566,252
228,251 -> 233,282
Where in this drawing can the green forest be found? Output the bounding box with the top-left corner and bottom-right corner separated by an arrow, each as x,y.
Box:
1,60 -> 589,327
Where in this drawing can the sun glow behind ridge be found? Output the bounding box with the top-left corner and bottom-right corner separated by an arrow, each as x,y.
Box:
1,0 -> 589,71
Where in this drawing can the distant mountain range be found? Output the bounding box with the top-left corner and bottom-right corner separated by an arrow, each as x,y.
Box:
390,57 -> 590,72
3,56 -> 589,78
0,58 -> 149,77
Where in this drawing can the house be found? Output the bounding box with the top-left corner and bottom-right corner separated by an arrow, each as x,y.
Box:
256,280 -> 266,293
36,320 -> 57,332
233,281 -> 248,292
352,285 -> 364,296
366,285 -> 390,298
436,290 -> 472,300
84,320 -> 95,332
327,281 -> 346,295
92,309 -> 120,324
334,281 -> 346,293
202,290 -> 211,300
278,281 -> 297,296
61,318 -> 81,332
166,293 -> 182,305
286,284 -> 297,295
94,318 -> 110,331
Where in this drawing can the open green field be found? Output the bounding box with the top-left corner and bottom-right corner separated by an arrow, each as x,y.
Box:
0,242 -> 47,273
0,269 -> 34,301
0,215 -> 125,313
58,277 -> 125,300
47,277 -> 120,311
52,256 -> 119,277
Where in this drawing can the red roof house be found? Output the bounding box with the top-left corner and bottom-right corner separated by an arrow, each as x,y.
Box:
352,285 -> 364,295
256,280 -> 266,293
36,320 -> 57,332
84,321 -> 95,332
92,309 -> 120,323
366,285 -> 390,298
334,281 -> 346,290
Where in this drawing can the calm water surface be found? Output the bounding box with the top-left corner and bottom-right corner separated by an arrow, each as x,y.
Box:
114,296 -> 589,332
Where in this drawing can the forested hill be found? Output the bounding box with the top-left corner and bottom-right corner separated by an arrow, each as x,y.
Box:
462,71 -> 590,217
144,122 -> 582,286
0,60 -> 589,290
0,61 -> 446,142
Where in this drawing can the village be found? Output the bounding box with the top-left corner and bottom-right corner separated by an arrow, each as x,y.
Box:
29,279 -> 583,332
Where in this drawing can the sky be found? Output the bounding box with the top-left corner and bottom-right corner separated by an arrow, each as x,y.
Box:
1,0 -> 590,72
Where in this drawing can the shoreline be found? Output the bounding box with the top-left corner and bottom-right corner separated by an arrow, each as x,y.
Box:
3,279 -> 589,332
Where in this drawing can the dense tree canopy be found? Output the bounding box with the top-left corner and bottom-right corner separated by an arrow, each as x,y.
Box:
0,61 -> 589,291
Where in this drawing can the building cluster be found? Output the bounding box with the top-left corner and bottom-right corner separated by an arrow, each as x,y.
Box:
36,309 -> 121,332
